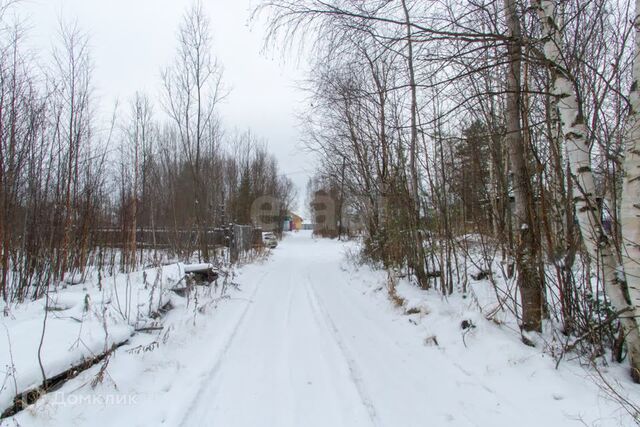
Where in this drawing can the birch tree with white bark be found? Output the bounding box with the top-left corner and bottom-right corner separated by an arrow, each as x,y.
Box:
536,0 -> 640,381
620,0 -> 640,381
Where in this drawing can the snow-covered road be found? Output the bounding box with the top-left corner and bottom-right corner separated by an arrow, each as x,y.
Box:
7,231 -> 634,426
178,232 -> 619,427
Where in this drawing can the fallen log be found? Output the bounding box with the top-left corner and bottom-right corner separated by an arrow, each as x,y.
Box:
184,263 -> 219,282
183,263 -> 215,273
135,326 -> 164,333
1,339 -> 130,419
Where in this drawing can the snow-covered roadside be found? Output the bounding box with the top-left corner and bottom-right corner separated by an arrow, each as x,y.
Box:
1,263 -> 181,415
339,242 -> 640,425
0,258 -> 265,425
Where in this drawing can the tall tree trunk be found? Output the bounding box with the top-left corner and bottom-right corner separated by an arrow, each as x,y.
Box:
504,0 -> 543,333
401,0 -> 428,288
620,0 -> 640,383
536,0 -> 640,381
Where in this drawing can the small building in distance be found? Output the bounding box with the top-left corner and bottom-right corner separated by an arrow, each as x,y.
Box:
283,212 -> 304,231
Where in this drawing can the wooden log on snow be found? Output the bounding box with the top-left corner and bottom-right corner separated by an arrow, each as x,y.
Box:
183,263 -> 219,282
1,340 -> 130,419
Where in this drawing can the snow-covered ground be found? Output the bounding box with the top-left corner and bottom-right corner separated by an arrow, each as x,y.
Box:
2,231 -> 639,426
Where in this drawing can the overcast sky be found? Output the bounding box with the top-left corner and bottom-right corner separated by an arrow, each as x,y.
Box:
18,0 -> 312,213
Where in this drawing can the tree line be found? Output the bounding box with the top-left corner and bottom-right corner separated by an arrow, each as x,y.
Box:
259,0 -> 640,382
0,2 -> 295,303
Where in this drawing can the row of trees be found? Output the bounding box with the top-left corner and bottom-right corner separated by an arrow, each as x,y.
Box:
0,1 -> 295,303
260,0 -> 640,381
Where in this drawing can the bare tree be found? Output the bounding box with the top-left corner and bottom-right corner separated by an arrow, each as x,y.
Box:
51,21 -> 92,281
162,1 -> 226,261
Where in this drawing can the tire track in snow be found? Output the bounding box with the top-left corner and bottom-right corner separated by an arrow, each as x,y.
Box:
304,273 -> 381,427
178,271 -> 268,427
284,268 -> 296,326
281,268 -> 297,426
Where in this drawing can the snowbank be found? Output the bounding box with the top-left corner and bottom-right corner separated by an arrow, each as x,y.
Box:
0,263 -> 185,414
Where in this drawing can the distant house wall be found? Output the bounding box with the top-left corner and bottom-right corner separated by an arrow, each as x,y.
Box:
292,214 -> 303,231
283,212 -> 304,231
